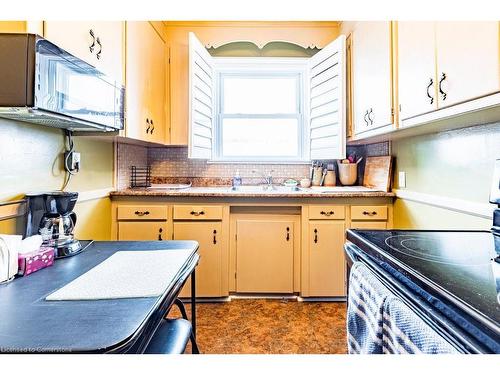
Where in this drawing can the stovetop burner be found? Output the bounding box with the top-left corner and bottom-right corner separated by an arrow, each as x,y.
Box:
384,234 -> 492,266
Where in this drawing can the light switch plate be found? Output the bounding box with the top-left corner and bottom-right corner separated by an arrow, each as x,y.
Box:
398,171 -> 406,188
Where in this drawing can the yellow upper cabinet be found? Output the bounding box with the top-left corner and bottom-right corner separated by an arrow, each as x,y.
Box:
125,21 -> 167,144
434,22 -> 500,107
397,22 -> 438,120
44,22 -> 124,83
346,21 -> 394,136
397,21 -> 500,122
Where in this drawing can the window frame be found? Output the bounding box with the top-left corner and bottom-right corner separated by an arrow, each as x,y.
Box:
212,58 -> 310,163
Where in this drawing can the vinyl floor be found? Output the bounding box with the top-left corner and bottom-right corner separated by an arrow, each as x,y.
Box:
168,299 -> 347,354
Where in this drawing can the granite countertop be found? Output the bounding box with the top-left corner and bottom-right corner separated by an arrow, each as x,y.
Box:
110,185 -> 395,198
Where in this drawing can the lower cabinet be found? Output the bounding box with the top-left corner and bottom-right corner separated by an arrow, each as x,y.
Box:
235,219 -> 295,293
307,221 -> 346,297
175,221 -> 224,297
118,221 -> 167,241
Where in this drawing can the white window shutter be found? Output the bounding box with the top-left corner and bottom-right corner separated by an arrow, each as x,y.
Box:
308,35 -> 346,160
188,32 -> 214,159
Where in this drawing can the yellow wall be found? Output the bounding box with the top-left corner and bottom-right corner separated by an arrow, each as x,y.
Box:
0,118 -> 114,239
392,122 -> 500,230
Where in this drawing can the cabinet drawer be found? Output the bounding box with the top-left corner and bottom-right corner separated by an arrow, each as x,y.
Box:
173,205 -> 223,220
308,205 -> 345,220
117,205 -> 168,220
350,205 -> 388,220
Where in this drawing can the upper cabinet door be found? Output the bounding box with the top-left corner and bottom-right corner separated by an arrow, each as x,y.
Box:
147,27 -> 167,144
44,22 -> 124,83
308,34 -> 346,160
435,22 -> 500,107
351,21 -> 393,134
397,22 -> 438,121
188,32 -> 214,159
125,22 -> 152,141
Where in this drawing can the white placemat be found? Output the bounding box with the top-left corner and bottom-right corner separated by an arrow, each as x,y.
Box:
46,250 -> 193,301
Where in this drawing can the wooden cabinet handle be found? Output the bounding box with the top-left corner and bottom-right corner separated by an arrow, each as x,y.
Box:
96,36 -> 102,60
286,227 -> 290,241
362,211 -> 377,216
190,210 -> 205,216
426,77 -> 434,104
89,29 -> 96,53
320,210 -> 335,216
439,72 -> 447,101
134,210 -> 150,216
158,228 -> 163,241
314,228 -> 318,243
213,229 -> 217,244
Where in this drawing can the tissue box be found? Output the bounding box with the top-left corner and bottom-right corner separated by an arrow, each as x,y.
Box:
18,247 -> 55,276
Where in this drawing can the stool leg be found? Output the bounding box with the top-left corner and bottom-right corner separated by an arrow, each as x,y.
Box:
174,299 -> 200,354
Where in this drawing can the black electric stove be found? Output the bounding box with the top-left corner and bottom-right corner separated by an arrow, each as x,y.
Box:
346,229 -> 500,352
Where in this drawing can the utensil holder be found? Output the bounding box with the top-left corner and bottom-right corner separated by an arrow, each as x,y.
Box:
337,163 -> 358,186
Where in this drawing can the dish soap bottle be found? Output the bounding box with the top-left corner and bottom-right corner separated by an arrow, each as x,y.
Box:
232,170 -> 242,190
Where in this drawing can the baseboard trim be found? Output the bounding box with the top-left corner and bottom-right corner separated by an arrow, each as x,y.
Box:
394,189 -> 496,220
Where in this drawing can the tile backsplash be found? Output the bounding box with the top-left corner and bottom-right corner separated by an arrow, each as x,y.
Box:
117,142 -> 390,188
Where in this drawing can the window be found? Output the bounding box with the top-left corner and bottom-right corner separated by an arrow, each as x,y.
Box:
215,64 -> 307,161
188,32 -> 346,162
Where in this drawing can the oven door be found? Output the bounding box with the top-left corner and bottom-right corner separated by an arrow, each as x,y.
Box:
34,38 -> 124,130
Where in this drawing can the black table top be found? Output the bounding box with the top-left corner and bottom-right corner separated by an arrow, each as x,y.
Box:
0,240 -> 199,353
346,230 -> 500,336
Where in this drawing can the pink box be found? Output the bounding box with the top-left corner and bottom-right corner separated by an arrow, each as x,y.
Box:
18,247 -> 55,276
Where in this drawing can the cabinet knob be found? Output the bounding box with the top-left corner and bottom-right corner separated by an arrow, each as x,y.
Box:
426,77 -> 434,104
96,37 -> 102,60
158,228 -> 163,241
213,229 -> 217,244
89,29 -> 96,53
362,211 -> 377,216
134,210 -> 150,216
439,72 -> 447,101
314,228 -> 318,243
286,227 -> 290,241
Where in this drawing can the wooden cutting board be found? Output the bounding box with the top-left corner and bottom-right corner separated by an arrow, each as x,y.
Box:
363,156 -> 393,192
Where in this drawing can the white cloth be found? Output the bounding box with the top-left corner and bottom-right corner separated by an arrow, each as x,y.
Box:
46,250 -> 193,301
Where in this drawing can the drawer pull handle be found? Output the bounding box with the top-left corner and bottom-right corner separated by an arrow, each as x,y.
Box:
146,118 -> 151,134
439,72 -> 447,101
134,210 -> 150,216
158,228 -> 163,241
96,36 -> 102,60
213,229 -> 217,244
314,228 -> 318,243
286,227 -> 290,241
89,29 -> 96,53
190,210 -> 205,216
362,211 -> 378,216
426,77 -> 434,104
320,210 -> 335,216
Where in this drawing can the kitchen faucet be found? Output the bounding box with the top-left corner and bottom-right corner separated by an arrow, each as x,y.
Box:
253,169 -> 275,190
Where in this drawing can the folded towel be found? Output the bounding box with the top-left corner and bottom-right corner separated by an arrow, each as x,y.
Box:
382,296 -> 459,354
347,262 -> 391,354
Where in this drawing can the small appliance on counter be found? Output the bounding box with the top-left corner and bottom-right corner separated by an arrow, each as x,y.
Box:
25,191 -> 90,258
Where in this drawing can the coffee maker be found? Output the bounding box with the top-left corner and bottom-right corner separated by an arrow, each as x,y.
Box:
25,191 -> 83,258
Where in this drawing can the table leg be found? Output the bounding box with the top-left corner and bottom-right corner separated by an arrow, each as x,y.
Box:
191,269 -> 196,340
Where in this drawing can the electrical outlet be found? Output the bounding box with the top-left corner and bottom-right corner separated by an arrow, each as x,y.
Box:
65,151 -> 81,173
398,171 -> 406,188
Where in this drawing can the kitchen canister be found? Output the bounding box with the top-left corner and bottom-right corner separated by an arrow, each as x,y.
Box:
311,166 -> 323,186
324,170 -> 336,186
337,161 -> 358,186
